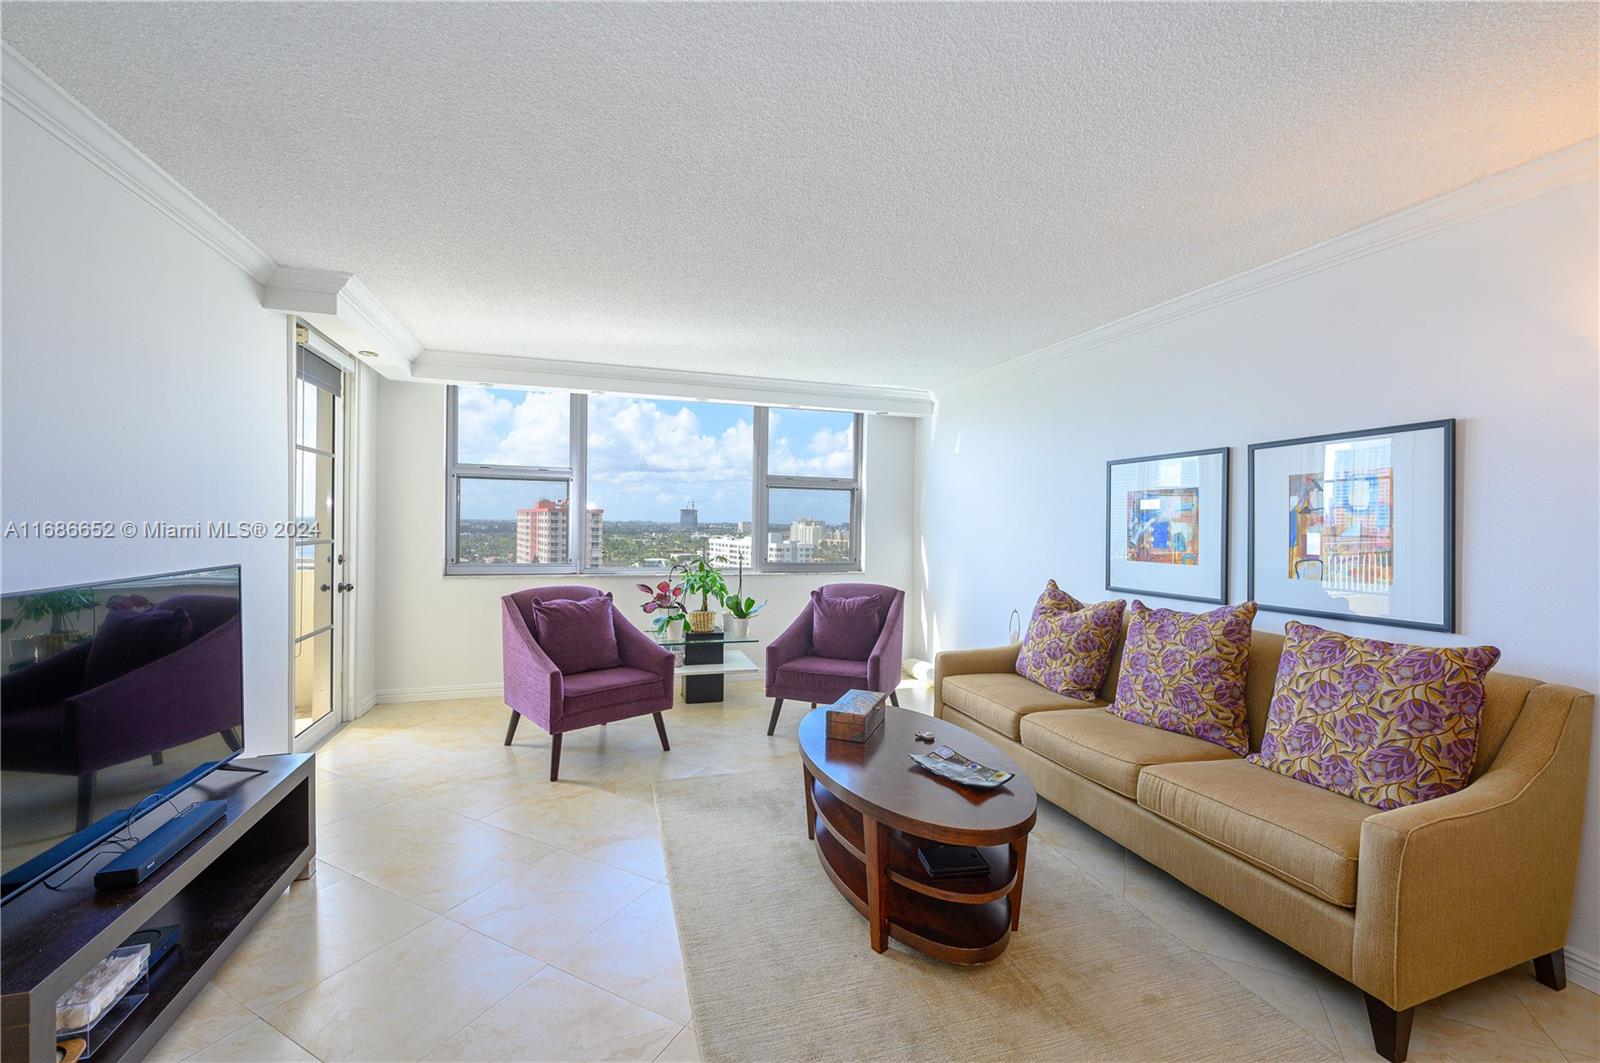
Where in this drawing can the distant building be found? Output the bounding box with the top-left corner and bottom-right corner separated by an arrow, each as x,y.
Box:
679,503 -> 698,531
789,518 -> 827,546
735,520 -> 751,534
767,534 -> 813,564
516,500 -> 603,564
707,534 -> 754,567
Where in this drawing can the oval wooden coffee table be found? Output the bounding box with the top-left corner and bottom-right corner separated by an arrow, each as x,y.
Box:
798,705 -> 1037,964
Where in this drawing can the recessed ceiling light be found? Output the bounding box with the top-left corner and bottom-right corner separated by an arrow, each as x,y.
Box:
356,349 -> 380,358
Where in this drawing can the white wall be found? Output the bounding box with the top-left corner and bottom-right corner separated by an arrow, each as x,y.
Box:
371,378 -> 917,700
916,170 -> 1599,972
1,109 -> 293,754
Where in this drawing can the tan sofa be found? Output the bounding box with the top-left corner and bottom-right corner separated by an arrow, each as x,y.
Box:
934,626 -> 1593,1063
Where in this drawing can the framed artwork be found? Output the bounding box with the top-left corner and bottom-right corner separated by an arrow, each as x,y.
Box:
1248,419 -> 1455,632
1105,447 -> 1229,604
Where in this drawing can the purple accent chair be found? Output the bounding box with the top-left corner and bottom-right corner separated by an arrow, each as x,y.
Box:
764,583 -> 906,735
501,585 -> 674,781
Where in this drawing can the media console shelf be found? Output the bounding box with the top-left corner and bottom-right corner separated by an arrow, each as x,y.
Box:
2,754 -> 315,1062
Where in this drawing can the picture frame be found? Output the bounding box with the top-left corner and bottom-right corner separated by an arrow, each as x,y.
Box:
1248,419 -> 1455,632
1105,447 -> 1230,605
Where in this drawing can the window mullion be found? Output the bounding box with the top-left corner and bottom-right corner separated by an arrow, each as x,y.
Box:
572,392 -> 587,571
752,406 -> 769,573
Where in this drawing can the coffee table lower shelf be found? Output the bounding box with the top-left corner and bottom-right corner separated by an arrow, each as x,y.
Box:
808,777 -> 1024,964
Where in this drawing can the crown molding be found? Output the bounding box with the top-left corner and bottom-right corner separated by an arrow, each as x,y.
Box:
263,267 -> 423,378
939,138 -> 1600,399
1,43 -> 277,283
411,348 -> 935,417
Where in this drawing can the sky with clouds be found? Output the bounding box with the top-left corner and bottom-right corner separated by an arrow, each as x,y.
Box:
456,388 -> 854,522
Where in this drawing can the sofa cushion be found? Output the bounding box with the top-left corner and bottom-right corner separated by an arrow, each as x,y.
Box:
1021,708 -> 1239,798
941,673 -> 1093,740
1138,759 -> 1378,907
810,592 -> 883,661
777,655 -> 869,697
1017,598 -> 1126,700
562,666 -> 661,717
1109,599 -> 1257,755
530,594 -> 621,675
1249,621 -> 1502,810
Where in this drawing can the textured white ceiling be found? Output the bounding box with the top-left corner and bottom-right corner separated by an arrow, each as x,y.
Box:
3,2 -> 1595,389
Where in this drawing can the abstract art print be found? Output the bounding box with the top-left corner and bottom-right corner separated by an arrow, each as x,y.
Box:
1127,487 -> 1200,565
1106,448 -> 1228,604
1250,420 -> 1453,631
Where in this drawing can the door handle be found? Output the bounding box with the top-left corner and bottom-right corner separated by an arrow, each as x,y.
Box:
320,583 -> 331,592
337,582 -> 354,593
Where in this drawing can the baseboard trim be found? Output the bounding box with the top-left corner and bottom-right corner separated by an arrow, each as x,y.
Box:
373,683 -> 504,705
1566,945 -> 1600,994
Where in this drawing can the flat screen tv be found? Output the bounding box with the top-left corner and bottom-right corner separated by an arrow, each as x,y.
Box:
0,565 -> 244,901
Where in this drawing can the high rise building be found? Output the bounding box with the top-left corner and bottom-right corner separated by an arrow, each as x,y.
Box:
679,502 -> 698,531
789,518 -> 827,546
516,500 -> 603,564
767,534 -> 813,564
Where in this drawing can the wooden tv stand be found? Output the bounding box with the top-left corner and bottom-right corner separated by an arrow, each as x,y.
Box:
1,754 -> 315,1061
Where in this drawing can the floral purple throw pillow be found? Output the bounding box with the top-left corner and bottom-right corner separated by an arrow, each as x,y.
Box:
1247,621 -> 1501,809
1016,598 -> 1126,700
1027,579 -> 1085,632
1108,600 -> 1256,755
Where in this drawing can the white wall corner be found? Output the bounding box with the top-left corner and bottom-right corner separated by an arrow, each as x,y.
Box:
1,42 -> 277,284
264,267 -> 422,379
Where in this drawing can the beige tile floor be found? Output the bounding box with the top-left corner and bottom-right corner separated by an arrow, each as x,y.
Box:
153,680 -> 1599,1062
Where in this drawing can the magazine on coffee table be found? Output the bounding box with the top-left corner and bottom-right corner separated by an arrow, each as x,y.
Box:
908,744 -> 1014,789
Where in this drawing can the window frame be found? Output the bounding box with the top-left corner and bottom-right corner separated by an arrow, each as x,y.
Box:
444,387 -> 584,575
752,406 -> 865,574
444,388 -> 865,576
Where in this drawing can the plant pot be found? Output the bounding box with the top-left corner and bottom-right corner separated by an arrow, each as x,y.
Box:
686,610 -> 717,634
722,614 -> 750,639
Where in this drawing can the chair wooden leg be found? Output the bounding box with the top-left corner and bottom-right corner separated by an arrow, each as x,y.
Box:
1534,949 -> 1567,991
1364,994 -> 1415,1063
766,698 -> 784,736
76,773 -> 95,831
549,733 -> 563,782
888,690 -> 900,707
653,712 -> 670,751
504,710 -> 521,746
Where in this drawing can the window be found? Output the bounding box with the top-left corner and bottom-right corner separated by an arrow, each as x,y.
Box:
446,386 -> 580,573
755,407 -> 863,569
445,388 -> 863,574
586,396 -> 753,570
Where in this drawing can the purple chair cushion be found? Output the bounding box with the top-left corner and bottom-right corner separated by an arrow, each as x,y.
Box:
776,656 -> 870,699
562,666 -> 663,718
84,607 -> 194,689
810,591 -> 883,661
529,594 -> 621,675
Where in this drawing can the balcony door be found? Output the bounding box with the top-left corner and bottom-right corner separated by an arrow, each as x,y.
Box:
292,333 -> 349,747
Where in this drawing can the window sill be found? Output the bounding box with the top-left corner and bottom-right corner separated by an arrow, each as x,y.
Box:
443,567 -> 865,579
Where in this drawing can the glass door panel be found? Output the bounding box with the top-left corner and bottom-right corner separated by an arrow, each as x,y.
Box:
293,342 -> 343,740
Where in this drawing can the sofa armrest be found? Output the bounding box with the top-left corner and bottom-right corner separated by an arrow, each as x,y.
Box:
1353,683 -> 1594,1009
866,591 -> 906,693
501,597 -> 564,731
932,644 -> 1021,719
614,613 -> 674,700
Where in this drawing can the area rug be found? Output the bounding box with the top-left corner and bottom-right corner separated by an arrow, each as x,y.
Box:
654,765 -> 1337,1063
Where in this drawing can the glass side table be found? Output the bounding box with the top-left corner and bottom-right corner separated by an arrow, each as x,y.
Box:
652,631 -> 760,703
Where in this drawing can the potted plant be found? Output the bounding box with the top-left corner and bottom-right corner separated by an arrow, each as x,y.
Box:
718,560 -> 764,639
679,558 -> 728,634
638,577 -> 687,637
1,588 -> 97,663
